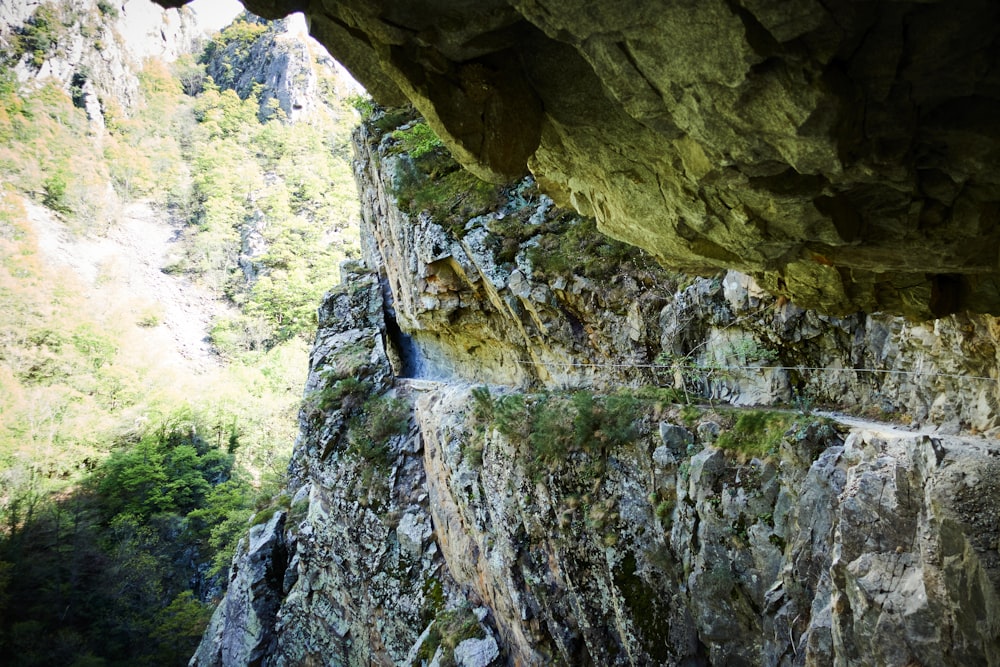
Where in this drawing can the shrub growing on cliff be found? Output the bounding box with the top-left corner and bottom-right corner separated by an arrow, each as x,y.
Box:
311,376 -> 372,414
472,390 -> 643,478
390,121 -> 443,158
525,214 -> 659,281
417,605 -> 484,665
345,93 -> 376,119
346,395 -> 409,466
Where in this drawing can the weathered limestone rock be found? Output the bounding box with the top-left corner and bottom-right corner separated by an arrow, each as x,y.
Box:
156,0 -> 1000,318
661,270 -> 1000,433
453,636 -> 501,667
6,0 -> 201,121
353,115 -> 674,389
416,386 -> 1000,666
192,264 -> 503,666
193,89 -> 1000,667
356,110 -> 1000,431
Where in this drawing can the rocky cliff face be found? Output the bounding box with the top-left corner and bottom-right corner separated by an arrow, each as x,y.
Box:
4,0 -> 202,126
418,388 -> 1000,666
192,112 -> 1000,666
193,263 -> 504,667
202,13 -> 360,123
156,0 -> 1000,320
356,114 -> 1000,434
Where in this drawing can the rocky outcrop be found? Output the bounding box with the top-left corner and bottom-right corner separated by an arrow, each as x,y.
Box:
355,112 -> 1000,433
193,511 -> 289,666
192,263 -> 504,666
4,0 -> 202,124
203,13 -> 358,123
155,0 -> 1000,319
354,112 -> 673,389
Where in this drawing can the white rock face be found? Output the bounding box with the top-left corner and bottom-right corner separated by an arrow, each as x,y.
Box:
119,0 -> 201,61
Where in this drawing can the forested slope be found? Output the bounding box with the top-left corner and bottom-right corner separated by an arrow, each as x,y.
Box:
0,5 -> 361,664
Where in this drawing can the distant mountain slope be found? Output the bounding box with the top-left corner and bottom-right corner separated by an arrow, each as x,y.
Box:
0,4 -> 365,665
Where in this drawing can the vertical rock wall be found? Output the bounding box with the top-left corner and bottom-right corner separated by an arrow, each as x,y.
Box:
416,386 -> 1000,666
192,112 -> 1000,666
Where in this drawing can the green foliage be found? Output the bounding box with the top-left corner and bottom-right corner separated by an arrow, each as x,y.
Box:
0,18 -> 361,667
200,20 -> 269,89
715,410 -> 794,460
0,408 -> 250,666
346,395 -> 410,466
345,93 -> 376,119
724,336 -> 778,364
12,4 -> 67,67
418,605 -> 484,664
363,396 -> 410,443
0,78 -> 109,222
529,397 -> 575,464
473,389 -> 641,477
149,592 -> 212,664
390,122 -> 443,158
96,0 -> 119,17
525,215 -> 658,281
41,171 -> 71,213
468,385 -> 495,436
393,161 -> 502,236
310,376 -> 372,415
380,116 -> 503,236
492,393 -> 531,442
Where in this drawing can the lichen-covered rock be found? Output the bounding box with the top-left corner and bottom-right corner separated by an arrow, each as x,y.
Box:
353,115 -> 673,389
192,511 -> 288,666
416,386 -> 1000,666
356,110 -> 1000,431
192,264 -> 503,666
192,94 -> 1000,667
661,270 -> 1000,433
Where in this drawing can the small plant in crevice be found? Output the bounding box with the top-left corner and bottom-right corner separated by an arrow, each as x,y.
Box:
472,388 -> 644,481
302,375 -> 373,420
792,388 -> 814,415
651,487 -> 677,529
417,604 -> 485,665
345,93 -> 377,119
390,121 -> 443,158
469,385 -> 495,431
345,394 -> 409,467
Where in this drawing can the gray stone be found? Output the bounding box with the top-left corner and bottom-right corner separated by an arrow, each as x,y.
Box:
396,510 -> 431,560
652,445 -> 676,468
453,636 -> 500,667
659,422 -> 694,452
696,420 -> 721,445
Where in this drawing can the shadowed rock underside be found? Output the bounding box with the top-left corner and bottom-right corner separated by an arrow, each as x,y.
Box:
156,0 -> 1000,319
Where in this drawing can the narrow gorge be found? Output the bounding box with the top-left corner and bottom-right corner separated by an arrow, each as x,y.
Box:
193,111 -> 1000,666
1,1 -> 997,664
